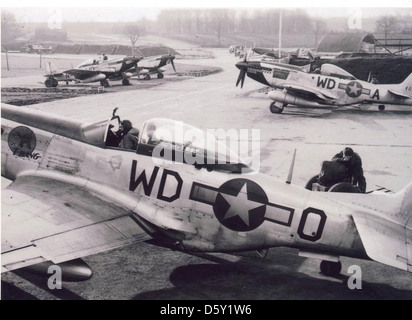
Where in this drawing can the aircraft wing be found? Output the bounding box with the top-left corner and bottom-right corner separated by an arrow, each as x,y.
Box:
44,72 -> 65,78
388,89 -> 411,99
352,213 -> 412,272
281,83 -> 338,100
2,175 -> 152,273
63,69 -> 103,81
137,68 -> 150,75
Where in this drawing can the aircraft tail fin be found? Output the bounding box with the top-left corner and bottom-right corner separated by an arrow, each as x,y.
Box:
396,180 -> 412,221
351,181 -> 412,272
399,73 -> 412,90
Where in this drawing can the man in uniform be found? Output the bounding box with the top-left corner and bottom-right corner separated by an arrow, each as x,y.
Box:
332,147 -> 366,193
118,120 -> 140,150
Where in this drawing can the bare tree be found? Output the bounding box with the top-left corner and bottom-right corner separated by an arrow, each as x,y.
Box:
124,24 -> 146,54
1,11 -> 22,43
209,9 -> 228,46
376,15 -> 398,44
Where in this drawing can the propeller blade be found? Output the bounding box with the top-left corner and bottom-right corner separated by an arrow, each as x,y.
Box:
235,70 -> 242,87
236,69 -> 246,88
240,70 -> 246,88
245,47 -> 253,62
171,58 -> 176,72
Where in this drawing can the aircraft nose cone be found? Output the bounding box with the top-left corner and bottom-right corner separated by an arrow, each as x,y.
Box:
235,61 -> 248,71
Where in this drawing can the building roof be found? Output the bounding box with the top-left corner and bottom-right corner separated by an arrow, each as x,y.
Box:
317,32 -> 376,53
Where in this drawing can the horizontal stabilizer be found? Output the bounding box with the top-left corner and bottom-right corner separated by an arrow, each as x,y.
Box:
388,89 -> 411,99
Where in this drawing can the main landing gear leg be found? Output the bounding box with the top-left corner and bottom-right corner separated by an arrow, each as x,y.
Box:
100,79 -> 110,87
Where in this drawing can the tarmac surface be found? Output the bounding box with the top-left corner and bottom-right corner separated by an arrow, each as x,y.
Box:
1,48 -> 412,300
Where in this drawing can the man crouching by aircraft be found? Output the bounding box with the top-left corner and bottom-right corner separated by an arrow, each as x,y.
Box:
332,147 -> 367,193
313,147 -> 367,193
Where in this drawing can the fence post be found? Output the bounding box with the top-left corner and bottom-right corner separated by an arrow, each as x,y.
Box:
6,50 -> 10,71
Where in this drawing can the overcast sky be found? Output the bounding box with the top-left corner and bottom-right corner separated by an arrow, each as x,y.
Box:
3,4 -> 412,23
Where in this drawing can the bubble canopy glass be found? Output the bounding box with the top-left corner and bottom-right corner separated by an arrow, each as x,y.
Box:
138,118 -> 250,173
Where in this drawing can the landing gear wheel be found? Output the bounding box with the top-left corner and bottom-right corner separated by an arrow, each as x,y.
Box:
328,182 -> 360,193
269,101 -> 285,114
157,73 -> 164,79
100,79 -> 110,87
45,79 -> 55,88
122,78 -> 130,85
305,175 -> 319,191
320,260 -> 342,276
378,105 -> 385,111
144,74 -> 151,80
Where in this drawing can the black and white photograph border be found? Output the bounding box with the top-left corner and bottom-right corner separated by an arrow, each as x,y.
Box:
1,0 -> 412,300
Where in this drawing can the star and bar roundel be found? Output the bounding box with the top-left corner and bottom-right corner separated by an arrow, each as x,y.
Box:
189,179 -> 294,232
338,81 -> 370,98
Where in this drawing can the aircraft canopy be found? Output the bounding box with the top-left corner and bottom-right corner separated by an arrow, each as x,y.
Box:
320,64 -> 356,80
138,118 -> 250,172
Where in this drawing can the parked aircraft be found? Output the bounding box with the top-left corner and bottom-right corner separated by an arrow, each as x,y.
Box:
43,56 -> 141,88
2,104 -> 411,280
132,53 -> 176,80
235,54 -> 412,113
25,44 -> 53,54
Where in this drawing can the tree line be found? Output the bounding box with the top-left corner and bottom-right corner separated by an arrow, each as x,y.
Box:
156,9 -> 315,35
2,8 -> 411,48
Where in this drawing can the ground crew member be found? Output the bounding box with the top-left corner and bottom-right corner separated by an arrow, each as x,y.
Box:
332,147 -> 367,193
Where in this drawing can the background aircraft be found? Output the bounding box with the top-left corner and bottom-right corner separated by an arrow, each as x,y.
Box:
25,43 -> 53,54
235,53 -> 412,113
132,53 -> 176,80
44,56 -> 141,88
2,105 -> 411,280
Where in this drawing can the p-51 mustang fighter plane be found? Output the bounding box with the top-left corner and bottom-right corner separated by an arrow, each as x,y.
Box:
44,56 -> 141,88
235,55 -> 412,113
1,104 -> 411,280
131,53 -> 176,80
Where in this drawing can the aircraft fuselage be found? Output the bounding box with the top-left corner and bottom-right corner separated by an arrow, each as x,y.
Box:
243,61 -> 412,108
1,107 -> 373,262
